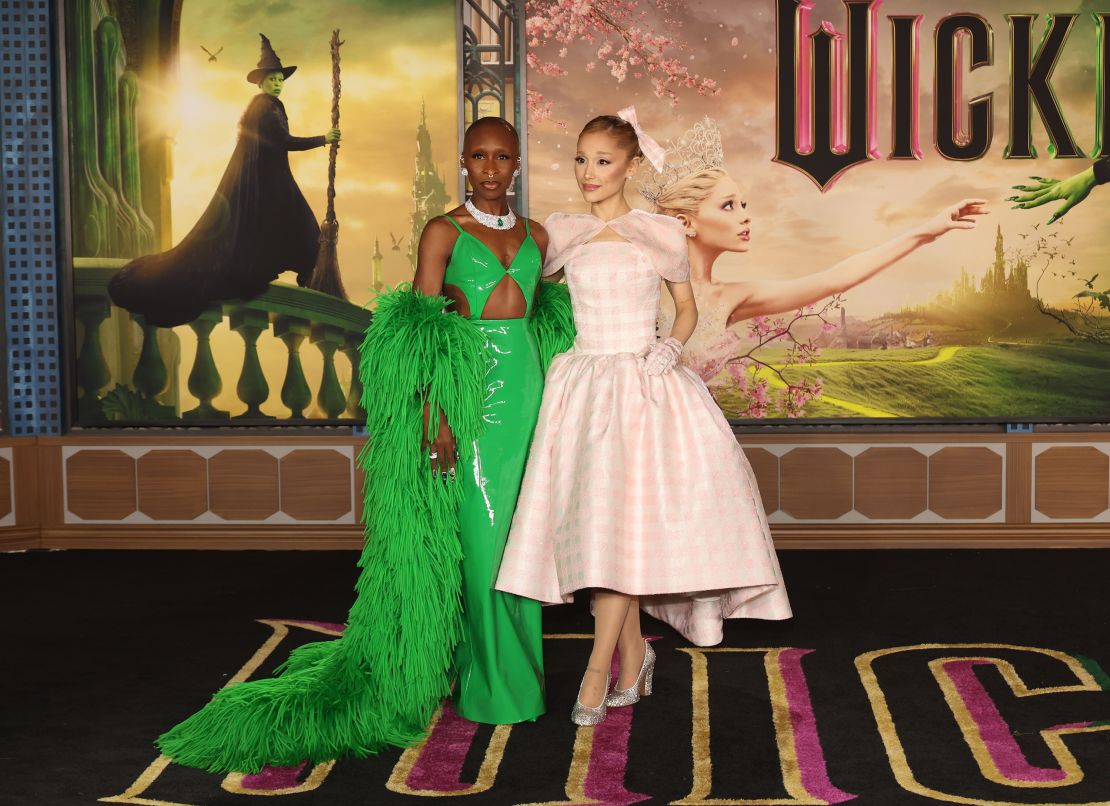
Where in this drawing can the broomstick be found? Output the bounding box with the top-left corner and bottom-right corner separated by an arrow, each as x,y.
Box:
309,29 -> 348,299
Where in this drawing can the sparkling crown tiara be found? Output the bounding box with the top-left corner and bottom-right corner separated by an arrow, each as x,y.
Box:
639,117 -> 726,204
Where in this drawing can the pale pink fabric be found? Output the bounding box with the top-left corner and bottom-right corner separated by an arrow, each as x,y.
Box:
617,106 -> 667,172
541,209 -> 689,283
495,214 -> 791,643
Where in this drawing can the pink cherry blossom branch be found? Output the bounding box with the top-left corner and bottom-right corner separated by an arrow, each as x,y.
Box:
722,297 -> 842,418
525,0 -> 720,123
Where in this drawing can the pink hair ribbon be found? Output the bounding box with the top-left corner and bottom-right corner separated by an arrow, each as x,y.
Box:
617,106 -> 666,172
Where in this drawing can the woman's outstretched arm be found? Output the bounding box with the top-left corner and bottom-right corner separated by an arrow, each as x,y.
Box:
718,199 -> 988,326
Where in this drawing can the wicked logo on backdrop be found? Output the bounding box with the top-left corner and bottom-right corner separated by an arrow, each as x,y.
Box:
525,0 -> 1110,423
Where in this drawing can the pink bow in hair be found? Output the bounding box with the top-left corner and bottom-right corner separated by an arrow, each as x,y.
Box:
617,106 -> 666,172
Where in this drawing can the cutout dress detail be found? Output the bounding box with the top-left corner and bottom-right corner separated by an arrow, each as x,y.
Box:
439,215 -> 546,722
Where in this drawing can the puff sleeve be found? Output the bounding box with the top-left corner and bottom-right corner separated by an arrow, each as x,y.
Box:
541,213 -> 605,275
610,209 -> 690,282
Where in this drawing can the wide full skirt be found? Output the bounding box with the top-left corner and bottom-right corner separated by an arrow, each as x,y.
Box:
495,350 -> 791,637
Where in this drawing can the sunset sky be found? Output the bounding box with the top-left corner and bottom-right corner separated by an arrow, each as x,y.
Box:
527,0 -> 1107,318
172,0 -> 458,300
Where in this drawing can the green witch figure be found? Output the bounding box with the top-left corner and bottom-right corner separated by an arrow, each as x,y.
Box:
107,34 -> 340,327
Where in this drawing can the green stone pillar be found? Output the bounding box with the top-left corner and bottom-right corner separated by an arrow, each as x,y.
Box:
67,0 -> 111,256
76,294 -> 112,422
311,324 -> 347,419
342,334 -> 366,419
130,313 -> 168,399
95,16 -> 141,256
230,307 -> 273,419
118,71 -> 156,254
183,306 -> 229,420
274,316 -> 312,418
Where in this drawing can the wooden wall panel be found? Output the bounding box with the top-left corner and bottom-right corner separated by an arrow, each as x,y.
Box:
1005,441 -> 1032,524
209,450 -> 280,521
928,447 -> 1003,519
137,450 -> 208,521
280,449 -> 353,521
65,450 -> 137,520
0,434 -> 1106,549
779,448 -> 853,519
854,447 -> 927,519
1035,446 -> 1110,519
0,454 -> 11,519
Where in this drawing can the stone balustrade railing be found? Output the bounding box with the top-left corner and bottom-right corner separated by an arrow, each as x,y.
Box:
74,260 -> 371,423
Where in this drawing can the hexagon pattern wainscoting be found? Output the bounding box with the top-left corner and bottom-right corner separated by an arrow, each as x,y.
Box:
62,446 -> 356,524
743,444 -> 1006,523
1034,445 -> 1110,522
53,441 -> 1110,528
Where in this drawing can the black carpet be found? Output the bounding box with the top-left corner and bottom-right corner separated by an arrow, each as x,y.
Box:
2,549 -> 1109,805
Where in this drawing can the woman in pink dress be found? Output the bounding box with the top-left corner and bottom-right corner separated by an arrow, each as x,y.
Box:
494,109 -> 790,726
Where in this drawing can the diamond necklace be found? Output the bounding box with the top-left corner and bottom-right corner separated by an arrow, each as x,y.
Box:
465,198 -> 516,230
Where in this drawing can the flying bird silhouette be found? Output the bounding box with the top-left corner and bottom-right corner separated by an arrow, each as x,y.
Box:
201,45 -> 223,62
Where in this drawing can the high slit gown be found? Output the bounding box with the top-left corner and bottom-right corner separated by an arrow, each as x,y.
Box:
440,215 -> 546,723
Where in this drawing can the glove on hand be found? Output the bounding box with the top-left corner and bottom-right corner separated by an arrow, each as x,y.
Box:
638,337 -> 683,376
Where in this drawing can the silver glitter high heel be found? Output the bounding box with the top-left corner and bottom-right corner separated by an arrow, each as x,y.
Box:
571,667 -> 610,726
605,640 -> 655,707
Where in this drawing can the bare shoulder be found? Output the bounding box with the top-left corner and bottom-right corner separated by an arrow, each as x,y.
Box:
528,218 -> 550,254
419,214 -> 460,248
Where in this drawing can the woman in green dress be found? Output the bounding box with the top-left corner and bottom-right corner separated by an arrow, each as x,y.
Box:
414,116 -> 551,723
154,118 -> 573,772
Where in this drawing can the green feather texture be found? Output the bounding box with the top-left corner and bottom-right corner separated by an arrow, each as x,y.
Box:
156,286 -> 488,773
530,280 -> 576,371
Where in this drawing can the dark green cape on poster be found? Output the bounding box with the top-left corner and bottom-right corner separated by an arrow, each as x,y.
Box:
156,282 -> 574,773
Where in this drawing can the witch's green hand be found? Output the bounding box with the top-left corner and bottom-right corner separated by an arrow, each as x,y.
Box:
1009,167 -> 1096,224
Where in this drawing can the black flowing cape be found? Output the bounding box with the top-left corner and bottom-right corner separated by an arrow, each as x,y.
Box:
108,94 -> 325,327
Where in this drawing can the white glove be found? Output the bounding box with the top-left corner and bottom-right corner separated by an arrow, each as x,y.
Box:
638,337 -> 683,376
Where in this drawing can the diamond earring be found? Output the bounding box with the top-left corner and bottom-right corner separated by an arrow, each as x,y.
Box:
512,167 -> 521,179
460,165 -> 468,177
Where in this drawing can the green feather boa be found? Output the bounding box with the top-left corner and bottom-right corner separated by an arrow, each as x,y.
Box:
156,283 -> 574,774
531,280 -> 575,371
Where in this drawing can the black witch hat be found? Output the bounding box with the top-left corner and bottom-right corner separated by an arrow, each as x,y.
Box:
246,34 -> 297,84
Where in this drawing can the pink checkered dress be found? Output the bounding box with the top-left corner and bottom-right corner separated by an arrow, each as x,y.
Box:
494,210 -> 791,642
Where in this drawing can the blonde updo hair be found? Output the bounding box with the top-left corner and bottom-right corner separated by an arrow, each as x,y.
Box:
652,167 -> 729,219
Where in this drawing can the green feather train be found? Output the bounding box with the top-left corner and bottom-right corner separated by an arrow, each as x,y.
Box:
530,280 -> 575,371
156,286 -> 489,773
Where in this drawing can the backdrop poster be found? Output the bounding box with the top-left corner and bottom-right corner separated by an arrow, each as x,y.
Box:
66,0 -> 457,425
525,0 -> 1110,422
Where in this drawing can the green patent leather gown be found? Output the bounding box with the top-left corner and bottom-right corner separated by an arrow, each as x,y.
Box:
440,215 -> 545,724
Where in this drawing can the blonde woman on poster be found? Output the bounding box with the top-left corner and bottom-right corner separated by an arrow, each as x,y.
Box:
495,108 -> 791,726
649,118 -> 989,383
